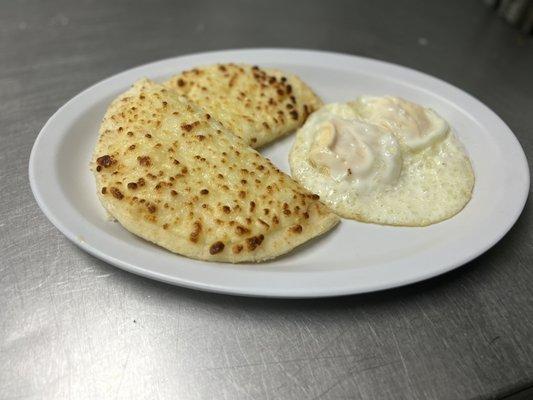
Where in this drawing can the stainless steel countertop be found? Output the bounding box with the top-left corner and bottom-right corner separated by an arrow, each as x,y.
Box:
1,1 -> 532,399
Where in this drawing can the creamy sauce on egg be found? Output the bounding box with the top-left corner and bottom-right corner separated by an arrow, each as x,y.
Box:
355,96 -> 449,151
308,117 -> 402,191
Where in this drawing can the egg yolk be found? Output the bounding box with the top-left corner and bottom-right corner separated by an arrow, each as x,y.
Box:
356,96 -> 449,151
308,118 -> 402,188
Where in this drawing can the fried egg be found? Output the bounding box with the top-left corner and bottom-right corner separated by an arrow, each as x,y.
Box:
289,97 -> 475,226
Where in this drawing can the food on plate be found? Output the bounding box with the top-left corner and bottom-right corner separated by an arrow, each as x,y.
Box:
353,96 -> 450,151
165,63 -> 322,148
91,79 -> 339,263
289,96 -> 475,226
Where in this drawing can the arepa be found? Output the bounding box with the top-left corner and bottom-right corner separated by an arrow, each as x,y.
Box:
91,79 -> 338,263
165,63 -> 322,148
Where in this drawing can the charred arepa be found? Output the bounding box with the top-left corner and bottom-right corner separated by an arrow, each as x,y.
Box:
165,63 -> 322,148
91,80 -> 338,263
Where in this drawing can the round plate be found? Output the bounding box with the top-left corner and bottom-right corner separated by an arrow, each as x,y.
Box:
29,49 -> 530,298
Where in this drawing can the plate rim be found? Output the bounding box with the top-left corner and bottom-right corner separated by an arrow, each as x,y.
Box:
28,48 -> 530,298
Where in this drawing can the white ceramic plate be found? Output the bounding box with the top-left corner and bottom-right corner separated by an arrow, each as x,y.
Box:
29,49 -> 530,298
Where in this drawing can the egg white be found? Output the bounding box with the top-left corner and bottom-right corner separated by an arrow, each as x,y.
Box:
289,102 -> 475,226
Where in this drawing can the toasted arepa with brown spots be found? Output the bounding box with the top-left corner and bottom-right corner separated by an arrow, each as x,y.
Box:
164,63 -> 322,148
91,79 -> 338,263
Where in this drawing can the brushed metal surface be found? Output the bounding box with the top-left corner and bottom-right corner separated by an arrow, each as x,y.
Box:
1,0 -> 532,399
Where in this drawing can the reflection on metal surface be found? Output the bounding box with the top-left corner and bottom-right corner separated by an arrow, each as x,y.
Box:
485,0 -> 533,33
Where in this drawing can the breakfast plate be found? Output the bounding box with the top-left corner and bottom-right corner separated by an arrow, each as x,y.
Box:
29,48 -> 530,298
